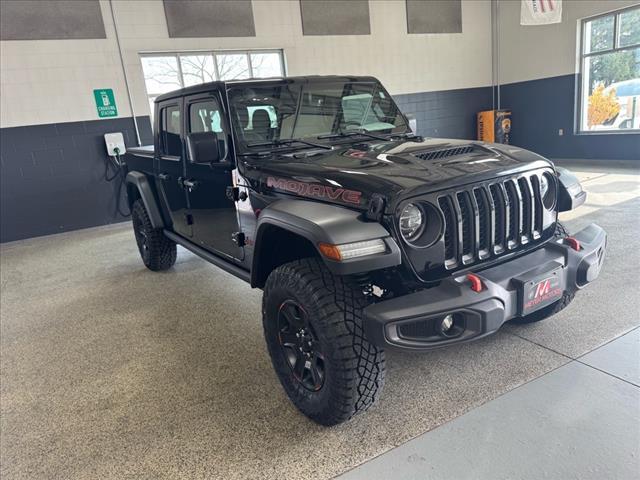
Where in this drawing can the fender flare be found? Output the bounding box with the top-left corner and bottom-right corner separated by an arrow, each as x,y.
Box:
556,167 -> 587,212
251,199 -> 401,284
125,171 -> 165,229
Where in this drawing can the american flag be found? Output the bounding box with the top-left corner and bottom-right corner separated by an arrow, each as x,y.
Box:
521,0 -> 563,25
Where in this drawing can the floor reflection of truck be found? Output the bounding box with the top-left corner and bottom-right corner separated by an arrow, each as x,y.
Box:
599,79 -> 640,130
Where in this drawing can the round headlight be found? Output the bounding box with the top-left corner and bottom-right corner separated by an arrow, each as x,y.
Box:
541,173 -> 556,209
539,174 -> 549,198
399,203 -> 425,241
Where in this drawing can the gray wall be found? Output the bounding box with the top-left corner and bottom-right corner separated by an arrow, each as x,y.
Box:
395,86 -> 491,139
500,75 -> 640,161
406,0 -> 462,34
300,0 -> 371,35
0,0 -> 105,41
0,117 -> 153,243
495,0 -> 640,160
163,0 -> 255,38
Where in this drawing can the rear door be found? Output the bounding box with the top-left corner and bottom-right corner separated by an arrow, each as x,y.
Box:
183,92 -> 243,260
154,100 -> 191,237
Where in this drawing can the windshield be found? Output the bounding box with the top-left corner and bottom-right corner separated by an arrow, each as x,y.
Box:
227,80 -> 409,150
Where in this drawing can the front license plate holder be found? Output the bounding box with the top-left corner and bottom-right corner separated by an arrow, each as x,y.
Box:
516,267 -> 564,316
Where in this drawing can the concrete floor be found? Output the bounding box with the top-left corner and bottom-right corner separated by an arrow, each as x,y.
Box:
1,163 -> 639,479
338,328 -> 640,480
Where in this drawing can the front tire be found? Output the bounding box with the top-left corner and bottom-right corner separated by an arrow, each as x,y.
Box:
131,199 -> 176,271
262,258 -> 385,426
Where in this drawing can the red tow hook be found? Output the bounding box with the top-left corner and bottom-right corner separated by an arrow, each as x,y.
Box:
565,237 -> 581,251
466,273 -> 484,293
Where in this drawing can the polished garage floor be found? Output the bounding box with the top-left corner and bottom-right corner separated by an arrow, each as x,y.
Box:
1,162 -> 638,479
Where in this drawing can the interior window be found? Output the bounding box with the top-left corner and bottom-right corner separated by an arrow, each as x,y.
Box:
579,6 -> 640,131
140,50 -> 285,123
161,105 -> 182,156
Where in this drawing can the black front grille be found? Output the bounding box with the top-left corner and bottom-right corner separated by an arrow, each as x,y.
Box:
438,197 -> 456,264
438,173 -> 546,269
414,145 -> 481,161
398,320 -> 433,339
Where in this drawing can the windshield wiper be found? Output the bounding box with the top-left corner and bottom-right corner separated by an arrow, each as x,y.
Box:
247,138 -> 332,150
317,129 -> 389,141
390,132 -> 423,141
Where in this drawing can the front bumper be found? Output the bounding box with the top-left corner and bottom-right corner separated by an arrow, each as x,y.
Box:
363,223 -> 607,351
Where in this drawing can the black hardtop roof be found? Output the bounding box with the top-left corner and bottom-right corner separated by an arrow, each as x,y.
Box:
154,75 -> 380,103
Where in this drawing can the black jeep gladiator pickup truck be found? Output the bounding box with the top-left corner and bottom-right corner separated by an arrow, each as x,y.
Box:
123,76 -> 606,425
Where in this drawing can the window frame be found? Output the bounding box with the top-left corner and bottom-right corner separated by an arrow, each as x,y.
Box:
577,5 -> 640,134
159,103 -> 182,158
140,49 -> 287,118
186,96 -> 230,163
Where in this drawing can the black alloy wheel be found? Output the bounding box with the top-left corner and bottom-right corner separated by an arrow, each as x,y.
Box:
277,300 -> 325,391
136,226 -> 149,253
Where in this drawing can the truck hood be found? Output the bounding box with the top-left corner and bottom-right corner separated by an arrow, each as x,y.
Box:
244,137 -> 553,212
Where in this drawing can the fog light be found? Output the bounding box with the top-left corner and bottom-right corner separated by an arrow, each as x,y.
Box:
440,314 -> 454,333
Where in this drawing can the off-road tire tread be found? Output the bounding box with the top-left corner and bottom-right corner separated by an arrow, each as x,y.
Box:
132,199 -> 176,271
263,258 -> 385,425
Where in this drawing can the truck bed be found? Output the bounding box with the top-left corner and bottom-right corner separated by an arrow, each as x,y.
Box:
128,145 -> 154,158
125,145 -> 154,174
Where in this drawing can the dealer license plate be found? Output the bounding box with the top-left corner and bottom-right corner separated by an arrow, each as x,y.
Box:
520,268 -> 564,315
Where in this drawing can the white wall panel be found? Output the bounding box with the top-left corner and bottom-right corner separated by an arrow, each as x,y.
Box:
497,0 -> 639,85
1,0 -> 492,128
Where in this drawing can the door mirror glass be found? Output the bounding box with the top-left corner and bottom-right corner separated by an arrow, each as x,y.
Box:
186,132 -> 221,164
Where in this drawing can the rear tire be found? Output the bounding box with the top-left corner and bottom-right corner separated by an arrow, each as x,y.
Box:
262,258 -> 385,426
131,199 -> 176,271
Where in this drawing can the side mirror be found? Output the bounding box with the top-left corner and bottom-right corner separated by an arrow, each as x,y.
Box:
186,132 -> 221,165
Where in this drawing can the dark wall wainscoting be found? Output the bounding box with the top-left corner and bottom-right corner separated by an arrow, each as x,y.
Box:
394,86 -> 493,140
0,116 -> 153,243
499,74 -> 640,161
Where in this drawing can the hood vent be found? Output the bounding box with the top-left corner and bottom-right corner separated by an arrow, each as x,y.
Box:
413,145 -> 485,161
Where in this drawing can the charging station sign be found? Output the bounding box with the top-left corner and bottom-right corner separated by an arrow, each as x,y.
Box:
93,89 -> 118,118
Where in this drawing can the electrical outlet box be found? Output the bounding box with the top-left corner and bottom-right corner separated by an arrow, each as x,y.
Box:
558,128 -> 564,136
104,132 -> 126,156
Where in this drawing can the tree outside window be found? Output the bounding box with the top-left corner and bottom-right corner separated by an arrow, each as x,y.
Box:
140,50 -> 285,120
580,7 -> 640,132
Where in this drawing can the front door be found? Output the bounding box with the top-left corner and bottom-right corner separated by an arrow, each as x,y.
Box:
155,100 -> 191,237
183,93 -> 243,260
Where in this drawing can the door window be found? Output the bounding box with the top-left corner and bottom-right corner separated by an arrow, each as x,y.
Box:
160,105 -> 182,156
190,100 -> 223,133
189,99 -> 227,159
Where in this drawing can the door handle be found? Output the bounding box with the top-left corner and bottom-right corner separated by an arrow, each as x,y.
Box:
226,186 -> 248,202
158,173 -> 170,181
182,179 -> 199,192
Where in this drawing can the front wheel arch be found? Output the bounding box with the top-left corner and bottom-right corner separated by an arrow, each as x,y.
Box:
251,224 -> 318,288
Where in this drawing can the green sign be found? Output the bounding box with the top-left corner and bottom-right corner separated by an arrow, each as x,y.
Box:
93,89 -> 118,118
